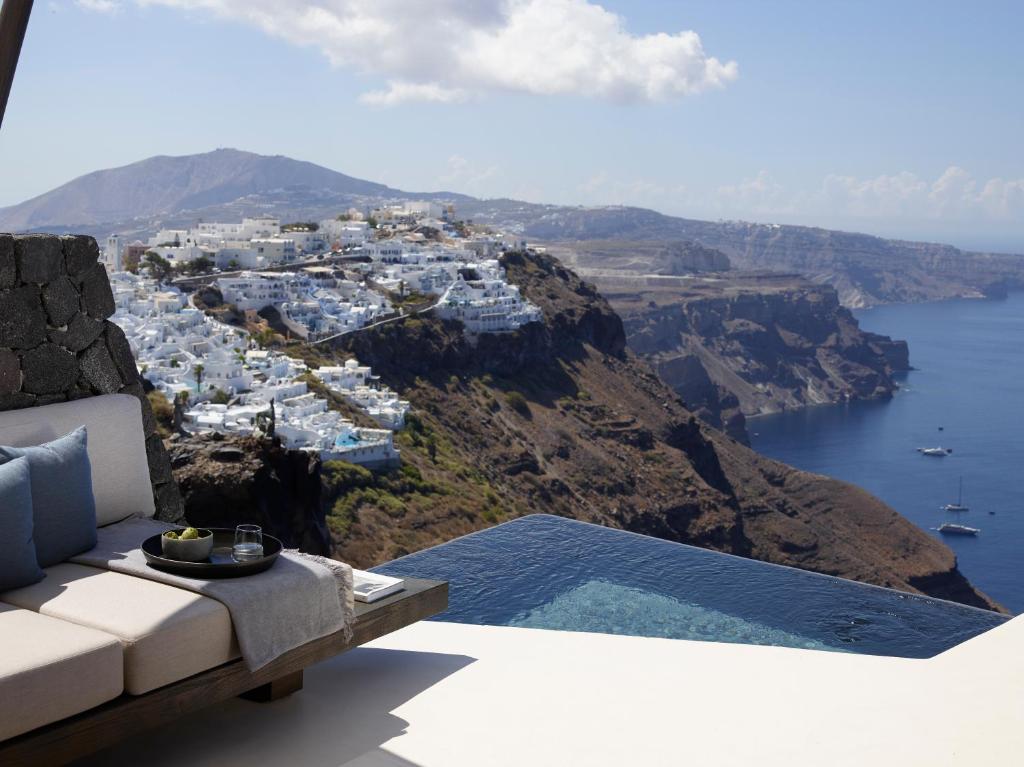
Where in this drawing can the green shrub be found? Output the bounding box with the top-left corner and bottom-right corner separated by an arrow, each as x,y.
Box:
323,461 -> 374,492
505,391 -> 531,418
146,390 -> 173,438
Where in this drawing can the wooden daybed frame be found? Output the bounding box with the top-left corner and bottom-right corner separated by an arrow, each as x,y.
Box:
0,577 -> 448,767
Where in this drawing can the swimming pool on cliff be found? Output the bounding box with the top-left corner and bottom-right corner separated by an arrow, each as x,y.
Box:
374,515 -> 1006,658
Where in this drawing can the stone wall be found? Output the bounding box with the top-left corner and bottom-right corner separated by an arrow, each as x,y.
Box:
0,233 -> 183,520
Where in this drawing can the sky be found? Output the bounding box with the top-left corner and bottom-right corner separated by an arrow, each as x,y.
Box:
1,0 -> 1022,252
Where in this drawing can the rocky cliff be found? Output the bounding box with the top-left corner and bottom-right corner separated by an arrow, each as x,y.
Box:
601,272 -> 910,440
310,250 -> 998,612
168,433 -> 331,555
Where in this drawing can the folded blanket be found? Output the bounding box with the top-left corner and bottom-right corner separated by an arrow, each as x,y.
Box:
71,517 -> 355,671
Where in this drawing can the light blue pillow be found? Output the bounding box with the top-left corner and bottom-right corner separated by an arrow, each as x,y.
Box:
0,426 -> 97,567
0,456 -> 45,592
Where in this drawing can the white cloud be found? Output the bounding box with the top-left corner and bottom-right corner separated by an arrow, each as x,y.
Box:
575,170 -> 688,209
360,82 -> 468,107
76,0 -> 119,11
438,155 -> 499,195
128,0 -> 737,105
716,170 -> 792,215
707,167 -> 1024,225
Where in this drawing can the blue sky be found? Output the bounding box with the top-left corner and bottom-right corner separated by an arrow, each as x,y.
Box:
1,0 -> 1022,252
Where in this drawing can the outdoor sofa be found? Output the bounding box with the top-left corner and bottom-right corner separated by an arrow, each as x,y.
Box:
0,393 -> 446,766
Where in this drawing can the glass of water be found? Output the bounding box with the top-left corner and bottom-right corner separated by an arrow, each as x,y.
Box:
233,524 -> 264,562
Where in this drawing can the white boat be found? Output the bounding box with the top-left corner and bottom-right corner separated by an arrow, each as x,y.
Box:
941,477 -> 969,512
918,446 -> 952,456
938,523 -> 979,536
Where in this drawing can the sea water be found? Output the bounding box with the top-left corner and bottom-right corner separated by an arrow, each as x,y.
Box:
750,292 -> 1024,613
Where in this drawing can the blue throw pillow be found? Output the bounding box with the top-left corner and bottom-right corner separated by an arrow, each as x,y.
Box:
0,456 -> 44,592
0,427 -> 97,567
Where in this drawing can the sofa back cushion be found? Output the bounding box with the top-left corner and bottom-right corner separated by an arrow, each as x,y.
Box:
0,394 -> 155,526
0,457 -> 45,591
0,428 -> 97,567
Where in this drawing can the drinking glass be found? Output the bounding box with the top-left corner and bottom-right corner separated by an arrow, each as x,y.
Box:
233,524 -> 264,562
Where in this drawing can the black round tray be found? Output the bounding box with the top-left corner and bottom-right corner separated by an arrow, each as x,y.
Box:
142,528 -> 282,578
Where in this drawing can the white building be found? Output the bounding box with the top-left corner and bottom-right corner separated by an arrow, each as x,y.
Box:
148,244 -> 209,267
250,238 -> 296,264
103,235 -> 122,272
313,358 -> 410,430
363,241 -> 406,263
402,201 -> 445,218
319,219 -> 371,247
436,272 -> 542,335
215,273 -> 289,312
193,217 -> 281,244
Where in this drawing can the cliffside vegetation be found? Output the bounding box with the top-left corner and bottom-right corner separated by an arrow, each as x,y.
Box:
298,250 -> 1000,612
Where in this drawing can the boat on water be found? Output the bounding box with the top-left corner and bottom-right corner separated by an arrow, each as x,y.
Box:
918,446 -> 952,456
938,523 -> 980,536
942,477 -> 970,512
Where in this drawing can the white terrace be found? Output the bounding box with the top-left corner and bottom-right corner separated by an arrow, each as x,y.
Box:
79,611 -> 1024,767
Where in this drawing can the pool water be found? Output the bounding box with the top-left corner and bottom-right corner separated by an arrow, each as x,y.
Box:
374,515 -> 1006,658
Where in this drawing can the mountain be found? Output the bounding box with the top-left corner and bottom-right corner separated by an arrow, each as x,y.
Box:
3,148 -> 1022,307
0,148 -> 467,234
460,203 -> 1024,307
276,250 -> 996,611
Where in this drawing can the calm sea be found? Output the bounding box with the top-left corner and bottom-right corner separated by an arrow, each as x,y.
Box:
750,291 -> 1024,614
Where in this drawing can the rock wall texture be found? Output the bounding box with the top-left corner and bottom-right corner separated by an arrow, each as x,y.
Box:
602,272 -> 911,440
0,233 -> 182,520
168,433 -> 331,555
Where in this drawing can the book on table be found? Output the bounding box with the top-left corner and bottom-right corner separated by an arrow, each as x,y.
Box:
353,570 -> 406,603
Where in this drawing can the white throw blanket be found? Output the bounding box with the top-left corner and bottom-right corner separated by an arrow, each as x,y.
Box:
71,517 -> 355,671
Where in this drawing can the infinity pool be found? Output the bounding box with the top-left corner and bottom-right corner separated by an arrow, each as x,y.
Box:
374,515 -> 1006,658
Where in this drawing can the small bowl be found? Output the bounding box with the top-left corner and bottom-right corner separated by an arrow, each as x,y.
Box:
161,529 -> 214,562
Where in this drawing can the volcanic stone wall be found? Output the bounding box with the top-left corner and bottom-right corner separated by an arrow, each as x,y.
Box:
0,233 -> 183,520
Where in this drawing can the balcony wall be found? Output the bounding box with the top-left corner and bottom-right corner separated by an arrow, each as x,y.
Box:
0,233 -> 183,520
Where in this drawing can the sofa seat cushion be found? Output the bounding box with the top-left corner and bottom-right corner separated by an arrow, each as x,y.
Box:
1,564 -> 239,695
0,602 -> 123,742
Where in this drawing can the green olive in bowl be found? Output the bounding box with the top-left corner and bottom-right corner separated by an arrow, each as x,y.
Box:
161,527 -> 214,562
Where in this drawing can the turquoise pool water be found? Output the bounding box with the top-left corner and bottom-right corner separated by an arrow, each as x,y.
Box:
375,515 -> 1006,658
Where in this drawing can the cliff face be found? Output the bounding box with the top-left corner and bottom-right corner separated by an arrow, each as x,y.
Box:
319,251 -> 998,612
603,272 -> 910,436
169,434 -> 331,555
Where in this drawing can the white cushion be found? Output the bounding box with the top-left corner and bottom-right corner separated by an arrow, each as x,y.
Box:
0,601 -> 124,741
0,394 -> 154,524
2,564 -> 239,695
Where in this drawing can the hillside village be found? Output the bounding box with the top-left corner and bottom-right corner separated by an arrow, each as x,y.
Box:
103,202 -> 542,467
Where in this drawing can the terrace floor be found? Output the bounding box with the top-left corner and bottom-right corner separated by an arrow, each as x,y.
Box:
79,614 -> 1024,766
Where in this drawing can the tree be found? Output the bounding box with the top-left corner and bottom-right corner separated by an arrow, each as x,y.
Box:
183,255 -> 214,275
169,357 -> 181,369
124,250 -> 142,274
253,328 -> 276,349
193,363 -> 204,391
142,251 -> 174,284
211,388 -> 231,405
227,259 -> 240,271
